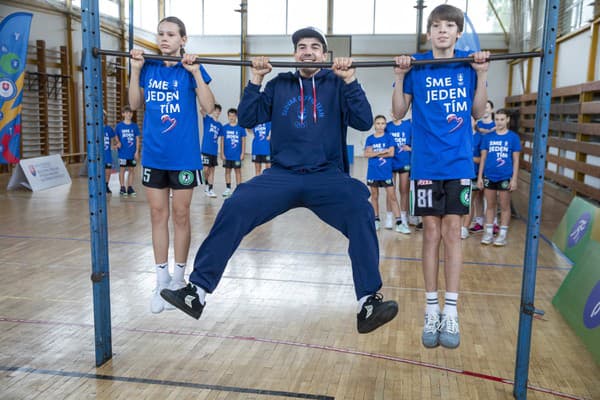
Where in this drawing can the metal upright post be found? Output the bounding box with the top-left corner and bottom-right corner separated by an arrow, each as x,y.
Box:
513,0 -> 559,398
81,0 -> 113,367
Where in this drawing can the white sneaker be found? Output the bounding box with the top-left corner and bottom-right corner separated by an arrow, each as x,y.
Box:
208,189 -> 217,198
151,279 -> 172,313
461,226 -> 469,239
395,223 -> 411,234
222,188 -> 232,197
481,232 -> 494,245
384,213 -> 393,229
493,235 -> 507,246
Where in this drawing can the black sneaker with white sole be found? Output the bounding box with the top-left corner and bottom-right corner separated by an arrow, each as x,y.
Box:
357,293 -> 398,334
160,283 -> 205,319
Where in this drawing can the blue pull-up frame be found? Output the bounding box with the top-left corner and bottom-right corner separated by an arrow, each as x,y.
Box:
80,0 -> 560,397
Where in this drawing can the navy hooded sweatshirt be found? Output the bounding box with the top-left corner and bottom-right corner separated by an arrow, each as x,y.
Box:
238,68 -> 373,173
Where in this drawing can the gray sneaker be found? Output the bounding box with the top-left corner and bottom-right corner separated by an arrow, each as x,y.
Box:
422,312 -> 441,348
439,314 -> 460,349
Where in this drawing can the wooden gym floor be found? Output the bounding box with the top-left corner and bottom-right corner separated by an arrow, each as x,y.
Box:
0,158 -> 598,400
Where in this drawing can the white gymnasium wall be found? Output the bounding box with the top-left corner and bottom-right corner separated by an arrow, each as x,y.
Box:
555,32 -> 591,87
3,5 -> 522,157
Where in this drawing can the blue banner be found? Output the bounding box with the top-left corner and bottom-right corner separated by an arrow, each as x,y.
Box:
0,12 -> 33,164
456,12 -> 481,52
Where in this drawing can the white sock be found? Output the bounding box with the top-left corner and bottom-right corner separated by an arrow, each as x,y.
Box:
485,224 -> 494,235
475,216 -> 483,225
195,285 -> 207,305
173,262 -> 186,283
425,291 -> 440,314
400,211 -> 408,225
357,294 -> 371,312
155,263 -> 170,285
443,292 -> 458,317
499,226 -> 509,238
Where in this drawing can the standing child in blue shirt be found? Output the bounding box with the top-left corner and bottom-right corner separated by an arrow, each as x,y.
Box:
385,115 -> 412,234
475,99 -> 497,233
393,4 -> 490,349
128,16 -> 215,314
248,121 -> 271,176
461,116 -> 482,239
477,109 -> 521,246
220,108 -> 246,197
115,105 -> 141,196
201,103 -> 222,198
161,27 -> 398,334
103,112 -> 120,194
365,115 -> 402,232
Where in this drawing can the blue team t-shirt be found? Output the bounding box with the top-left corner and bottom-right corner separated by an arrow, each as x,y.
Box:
251,122 -> 271,156
220,124 -> 246,161
476,120 -> 495,133
480,130 -> 522,181
404,49 -> 477,180
115,121 -> 141,160
202,114 -> 221,156
385,119 -> 412,170
365,133 -> 395,181
139,59 -> 211,170
103,125 -> 116,165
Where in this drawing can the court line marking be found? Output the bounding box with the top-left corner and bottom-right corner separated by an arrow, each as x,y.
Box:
0,317 -> 590,400
0,366 -> 333,400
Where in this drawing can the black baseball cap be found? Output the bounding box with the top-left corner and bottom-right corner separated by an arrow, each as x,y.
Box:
292,27 -> 328,51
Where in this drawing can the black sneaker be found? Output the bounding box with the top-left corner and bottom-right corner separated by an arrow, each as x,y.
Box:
119,186 -> 127,196
106,185 -> 112,194
357,293 -> 398,334
127,186 -> 136,197
416,222 -> 424,231
160,283 -> 205,319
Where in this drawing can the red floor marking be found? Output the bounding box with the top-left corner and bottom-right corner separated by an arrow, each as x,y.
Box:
0,317 -> 590,400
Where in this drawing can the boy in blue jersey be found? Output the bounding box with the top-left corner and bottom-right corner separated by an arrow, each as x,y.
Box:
365,115 -> 403,232
248,121 -> 271,176
220,108 -> 246,197
475,100 -> 498,234
392,4 -> 490,349
201,103 -> 222,198
115,105 -> 141,196
477,109 -> 521,246
385,114 -> 413,234
103,114 -> 120,194
129,16 -> 215,314
162,27 -> 398,334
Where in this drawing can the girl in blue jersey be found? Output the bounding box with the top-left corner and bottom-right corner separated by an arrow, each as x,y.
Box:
201,104 -> 222,198
115,105 -> 140,196
477,109 -> 521,246
476,100 -> 496,134
219,108 -> 246,197
461,116 -> 482,239
365,115 -> 402,232
161,27 -> 398,334
103,112 -> 120,194
392,4 -> 490,349
128,16 -> 215,314
248,121 -> 271,176
385,114 -> 413,234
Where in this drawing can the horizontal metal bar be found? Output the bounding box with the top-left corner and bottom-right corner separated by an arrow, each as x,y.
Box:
93,48 -> 541,68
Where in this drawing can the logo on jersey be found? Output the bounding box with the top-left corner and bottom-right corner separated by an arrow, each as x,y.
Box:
160,114 -> 177,133
178,170 -> 195,186
446,113 -> 464,133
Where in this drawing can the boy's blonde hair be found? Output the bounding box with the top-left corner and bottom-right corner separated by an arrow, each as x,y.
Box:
427,4 -> 464,33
